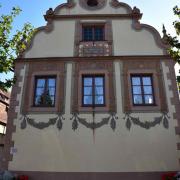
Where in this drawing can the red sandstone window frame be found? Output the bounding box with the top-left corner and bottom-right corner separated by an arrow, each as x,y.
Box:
130,74 -> 156,106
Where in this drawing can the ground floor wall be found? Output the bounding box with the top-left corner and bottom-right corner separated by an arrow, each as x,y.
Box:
3,58 -> 180,179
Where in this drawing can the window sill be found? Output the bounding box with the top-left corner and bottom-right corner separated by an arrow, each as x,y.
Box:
27,106 -> 58,113
130,104 -> 161,112
78,106 -> 109,112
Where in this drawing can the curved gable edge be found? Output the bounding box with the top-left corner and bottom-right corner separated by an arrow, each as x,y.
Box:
20,1 -> 170,58
132,15 -> 170,53
53,0 -> 132,15
109,0 -> 132,13
54,0 -> 76,14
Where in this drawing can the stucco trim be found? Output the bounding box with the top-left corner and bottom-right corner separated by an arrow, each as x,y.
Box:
123,60 -> 168,113
22,62 -> 65,114
53,0 -> 76,14
79,0 -> 107,11
2,64 -> 25,170
164,60 -> 180,164
16,55 -> 172,63
109,0 -> 132,13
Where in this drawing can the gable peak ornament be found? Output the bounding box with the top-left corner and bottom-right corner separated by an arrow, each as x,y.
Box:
79,0 -> 107,10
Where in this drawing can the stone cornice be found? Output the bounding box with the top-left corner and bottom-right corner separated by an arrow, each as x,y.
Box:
16,55 -> 172,63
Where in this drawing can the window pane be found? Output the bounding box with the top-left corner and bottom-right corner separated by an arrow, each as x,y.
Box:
48,87 -> 56,96
94,27 -> 104,41
132,86 -> 141,94
95,95 -> 104,104
143,77 -> 151,85
35,95 -> 41,106
133,95 -> 143,104
132,77 -> 141,85
84,87 -> 92,95
95,77 -> 103,85
143,86 -> 152,94
84,96 -> 93,105
84,78 -> 93,86
83,27 -> 93,41
37,79 -> 45,88
144,95 -> 154,104
95,87 -> 103,95
48,78 -> 55,87
36,88 -> 44,96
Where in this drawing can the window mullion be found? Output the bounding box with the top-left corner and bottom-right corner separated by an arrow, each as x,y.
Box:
140,76 -> 145,104
92,77 -> 95,106
44,78 -> 48,106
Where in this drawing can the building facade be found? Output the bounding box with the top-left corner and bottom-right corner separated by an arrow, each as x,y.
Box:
0,90 -> 9,166
2,0 -> 180,179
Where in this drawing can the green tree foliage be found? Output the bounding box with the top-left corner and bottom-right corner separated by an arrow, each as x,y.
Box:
166,6 -> 180,92
0,6 -> 34,91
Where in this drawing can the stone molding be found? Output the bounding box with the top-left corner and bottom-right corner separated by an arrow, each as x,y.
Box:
79,0 -> 107,11
72,60 -> 116,113
163,60 -> 180,164
74,20 -> 113,57
123,59 -> 168,113
21,61 -> 65,114
2,64 -> 25,170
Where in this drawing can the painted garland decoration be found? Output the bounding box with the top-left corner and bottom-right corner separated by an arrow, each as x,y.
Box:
19,112 -> 170,131
20,113 -> 65,130
70,112 -> 118,131
123,112 -> 170,130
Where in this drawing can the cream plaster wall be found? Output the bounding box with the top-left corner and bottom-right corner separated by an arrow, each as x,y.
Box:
56,0 -> 128,15
112,20 -> 164,55
24,19 -> 163,58
9,61 -> 179,172
24,20 -> 75,58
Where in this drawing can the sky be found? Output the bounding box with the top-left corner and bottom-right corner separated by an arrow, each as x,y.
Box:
0,0 -> 180,83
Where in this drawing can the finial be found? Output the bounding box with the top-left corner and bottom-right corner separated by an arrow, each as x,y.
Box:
162,24 -> 167,36
46,8 -> 54,16
162,24 -> 169,45
132,6 -> 140,14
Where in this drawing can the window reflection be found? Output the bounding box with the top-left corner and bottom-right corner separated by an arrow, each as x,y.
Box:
131,75 -> 154,105
83,75 -> 105,106
34,76 -> 56,107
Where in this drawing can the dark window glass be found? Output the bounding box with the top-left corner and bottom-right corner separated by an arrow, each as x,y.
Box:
83,26 -> 104,41
82,75 -> 105,106
131,75 -> 155,105
34,76 -> 56,107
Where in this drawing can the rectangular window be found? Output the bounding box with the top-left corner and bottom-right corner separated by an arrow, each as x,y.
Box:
83,26 -> 104,41
131,75 -> 155,105
33,76 -> 56,107
82,75 -> 105,107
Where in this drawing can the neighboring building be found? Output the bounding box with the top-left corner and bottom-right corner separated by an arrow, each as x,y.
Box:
2,0 -> 180,179
0,90 -> 9,162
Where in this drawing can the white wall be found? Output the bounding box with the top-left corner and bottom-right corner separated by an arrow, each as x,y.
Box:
24,21 -> 75,58
9,61 -> 179,172
24,19 -> 164,58
112,20 -> 164,55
